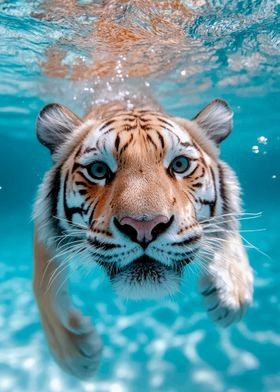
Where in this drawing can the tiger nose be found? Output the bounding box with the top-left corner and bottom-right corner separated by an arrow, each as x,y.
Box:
114,215 -> 174,249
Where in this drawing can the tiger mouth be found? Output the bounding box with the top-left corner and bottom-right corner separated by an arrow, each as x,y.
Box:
99,254 -> 193,280
98,254 -> 195,299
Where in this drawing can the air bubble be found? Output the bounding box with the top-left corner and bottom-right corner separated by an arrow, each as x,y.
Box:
257,136 -> 268,144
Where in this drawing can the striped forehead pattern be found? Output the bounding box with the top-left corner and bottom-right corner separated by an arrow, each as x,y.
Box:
79,110 -> 194,163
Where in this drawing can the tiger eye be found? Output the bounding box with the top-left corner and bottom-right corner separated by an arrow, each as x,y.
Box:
170,156 -> 190,174
88,161 -> 110,180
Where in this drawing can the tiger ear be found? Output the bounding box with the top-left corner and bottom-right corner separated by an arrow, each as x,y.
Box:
36,103 -> 82,154
192,99 -> 233,145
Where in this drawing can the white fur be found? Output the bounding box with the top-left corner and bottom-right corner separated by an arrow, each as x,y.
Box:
112,269 -> 181,299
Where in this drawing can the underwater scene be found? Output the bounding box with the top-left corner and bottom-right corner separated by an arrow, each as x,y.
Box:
0,1 -> 279,391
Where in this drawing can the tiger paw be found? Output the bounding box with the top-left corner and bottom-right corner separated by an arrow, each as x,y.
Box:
42,309 -> 103,379
198,263 -> 253,327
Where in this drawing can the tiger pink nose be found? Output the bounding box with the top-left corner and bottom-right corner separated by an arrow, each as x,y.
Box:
115,215 -> 174,248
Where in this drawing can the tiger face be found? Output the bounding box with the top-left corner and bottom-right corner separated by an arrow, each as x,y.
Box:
35,99 -> 238,299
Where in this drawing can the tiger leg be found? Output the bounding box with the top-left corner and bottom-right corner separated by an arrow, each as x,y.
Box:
198,233 -> 253,327
33,231 -> 102,379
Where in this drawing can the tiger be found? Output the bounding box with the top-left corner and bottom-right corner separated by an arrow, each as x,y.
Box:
33,98 -> 253,379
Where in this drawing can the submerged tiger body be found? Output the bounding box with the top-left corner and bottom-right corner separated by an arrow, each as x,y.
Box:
33,99 -> 253,379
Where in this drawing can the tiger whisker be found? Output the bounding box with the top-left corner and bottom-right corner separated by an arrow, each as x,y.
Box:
201,216 -> 262,229
48,245 -> 89,293
50,230 -> 87,241
53,214 -> 106,229
41,241 -> 86,283
198,211 -> 262,225
202,228 -> 270,258
55,247 -> 92,296
56,234 -> 86,249
203,237 -> 254,249
203,224 -> 266,233
47,262 -> 69,293
239,234 -> 271,260
40,240 -> 86,288
52,240 -> 87,260
52,215 -> 88,230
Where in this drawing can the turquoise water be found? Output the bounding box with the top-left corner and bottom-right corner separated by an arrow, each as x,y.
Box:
0,1 -> 280,391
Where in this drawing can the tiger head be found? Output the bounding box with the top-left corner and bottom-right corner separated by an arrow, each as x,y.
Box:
35,99 -> 240,299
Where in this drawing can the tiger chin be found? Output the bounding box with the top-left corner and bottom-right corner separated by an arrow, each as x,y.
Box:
33,99 -> 253,379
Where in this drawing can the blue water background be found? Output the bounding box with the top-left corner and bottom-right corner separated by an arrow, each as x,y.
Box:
0,1 -> 279,391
